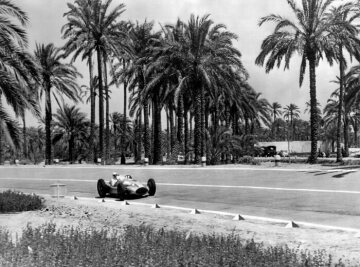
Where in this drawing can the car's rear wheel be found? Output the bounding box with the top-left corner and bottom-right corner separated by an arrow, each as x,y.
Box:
117,183 -> 125,201
97,179 -> 110,198
147,178 -> 156,196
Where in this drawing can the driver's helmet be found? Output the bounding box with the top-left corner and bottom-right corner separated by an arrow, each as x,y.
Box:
112,172 -> 118,178
125,174 -> 132,180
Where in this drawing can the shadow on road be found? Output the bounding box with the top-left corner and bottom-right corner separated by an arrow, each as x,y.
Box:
332,171 -> 356,179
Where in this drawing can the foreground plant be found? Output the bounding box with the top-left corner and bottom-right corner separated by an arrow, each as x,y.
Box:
0,190 -> 44,212
0,223 -> 352,266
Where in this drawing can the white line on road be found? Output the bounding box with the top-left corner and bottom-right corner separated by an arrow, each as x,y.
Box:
1,177 -> 360,194
1,165 -> 358,172
158,183 -> 360,194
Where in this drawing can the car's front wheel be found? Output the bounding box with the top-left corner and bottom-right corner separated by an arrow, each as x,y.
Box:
97,179 -> 110,198
147,178 -> 156,196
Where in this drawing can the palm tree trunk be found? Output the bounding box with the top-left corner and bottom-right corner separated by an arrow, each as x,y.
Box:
336,48 -> 344,162
22,114 -> 27,159
135,111 -> 142,163
354,116 -> 358,147
201,86 -> 205,158
169,107 -> 175,156
194,85 -> 202,164
103,54 -> 110,162
143,100 -> 151,163
45,82 -> 52,165
123,60 -> 127,159
213,101 -> 218,135
96,47 -> 105,164
166,108 -> 170,159
184,109 -> 189,164
88,54 -> 96,163
308,54 -> 318,164
69,135 -> 74,163
153,94 -> 162,164
177,93 -> 184,153
344,110 -> 350,157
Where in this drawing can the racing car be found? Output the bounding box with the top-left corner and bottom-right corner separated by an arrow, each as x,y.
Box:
97,173 -> 156,201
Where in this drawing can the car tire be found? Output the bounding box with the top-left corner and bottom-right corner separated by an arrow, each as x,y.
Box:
117,183 -> 125,201
147,178 -> 156,196
97,179 -> 110,198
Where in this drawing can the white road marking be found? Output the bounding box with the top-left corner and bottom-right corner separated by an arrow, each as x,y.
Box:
158,183 -> 360,194
1,177 -> 360,194
0,165 -> 358,172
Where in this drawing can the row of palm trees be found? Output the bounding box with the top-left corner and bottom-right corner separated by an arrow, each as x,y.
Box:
2,0 -> 360,165
256,0 -> 360,163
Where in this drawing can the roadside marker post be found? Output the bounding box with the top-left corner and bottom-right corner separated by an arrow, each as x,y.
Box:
190,209 -> 200,214
285,221 -> 299,228
50,183 -> 67,202
233,214 -> 245,221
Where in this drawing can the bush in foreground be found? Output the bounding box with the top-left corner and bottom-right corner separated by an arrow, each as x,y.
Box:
0,190 -> 44,213
0,223 -> 351,267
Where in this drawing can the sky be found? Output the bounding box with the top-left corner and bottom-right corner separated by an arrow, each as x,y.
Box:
16,0 -> 341,126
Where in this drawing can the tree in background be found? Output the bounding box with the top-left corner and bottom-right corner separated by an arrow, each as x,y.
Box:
52,104 -> 89,163
256,0 -> 345,163
34,43 -> 81,165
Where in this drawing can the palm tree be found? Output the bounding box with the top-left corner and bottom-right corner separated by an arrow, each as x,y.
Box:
62,0 -> 97,162
34,43 -> 81,165
325,2 -> 360,161
154,15 -> 246,163
113,21 -> 161,163
270,102 -> 282,139
63,0 -> 128,164
270,102 -> 282,123
53,104 -> 89,163
0,0 -> 40,163
283,104 -> 300,141
256,0 -> 343,163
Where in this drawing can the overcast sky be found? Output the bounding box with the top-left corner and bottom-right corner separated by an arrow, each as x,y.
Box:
17,0 -> 341,126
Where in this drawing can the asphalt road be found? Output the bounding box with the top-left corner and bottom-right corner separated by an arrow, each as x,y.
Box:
1,165 -> 360,229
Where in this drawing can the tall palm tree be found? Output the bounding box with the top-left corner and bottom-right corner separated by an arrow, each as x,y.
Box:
326,2 -> 360,161
62,0 -> 97,162
113,21 -> 161,163
154,15 -> 246,163
53,104 -> 89,163
256,0 -> 343,163
0,0 -> 40,163
270,102 -> 282,123
63,0 -> 128,164
34,43 -> 81,165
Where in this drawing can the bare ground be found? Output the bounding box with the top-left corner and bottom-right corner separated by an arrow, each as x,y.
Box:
1,195 -> 360,265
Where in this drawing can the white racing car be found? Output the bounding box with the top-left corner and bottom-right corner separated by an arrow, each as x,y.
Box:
97,173 -> 156,201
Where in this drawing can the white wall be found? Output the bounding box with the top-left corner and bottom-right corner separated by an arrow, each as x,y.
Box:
258,141 -> 330,153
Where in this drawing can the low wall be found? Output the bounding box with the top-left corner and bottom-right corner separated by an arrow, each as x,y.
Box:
258,141 -> 330,153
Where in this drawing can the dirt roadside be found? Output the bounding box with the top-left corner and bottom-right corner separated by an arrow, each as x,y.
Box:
1,195 -> 360,265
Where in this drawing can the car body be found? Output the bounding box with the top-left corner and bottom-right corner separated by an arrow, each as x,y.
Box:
97,174 -> 156,201
262,146 -> 277,157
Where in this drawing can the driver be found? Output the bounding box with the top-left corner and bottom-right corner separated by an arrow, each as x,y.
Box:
110,172 -> 129,186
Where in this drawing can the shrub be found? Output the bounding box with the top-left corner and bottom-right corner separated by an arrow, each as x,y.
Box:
238,156 -> 261,165
0,223 -> 351,267
0,190 -> 44,213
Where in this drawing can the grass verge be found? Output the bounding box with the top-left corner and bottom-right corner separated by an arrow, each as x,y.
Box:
0,223 -> 352,267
